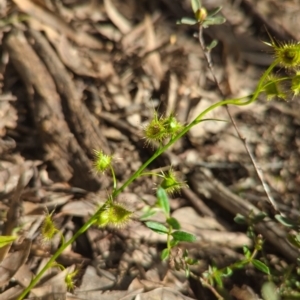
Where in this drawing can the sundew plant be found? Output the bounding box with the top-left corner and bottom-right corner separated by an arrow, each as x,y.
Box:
16,0 -> 300,299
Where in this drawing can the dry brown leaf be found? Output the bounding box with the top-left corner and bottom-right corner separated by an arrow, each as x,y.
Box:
0,171 -> 27,261
0,95 -> 17,137
60,200 -> 95,217
0,238 -> 31,288
30,265 -> 75,298
188,98 -> 228,140
43,28 -> 114,79
230,285 -> 260,300
13,264 -> 34,292
134,287 -> 196,300
0,159 -> 38,198
172,207 -> 251,248
74,289 -> 144,300
12,0 -> 103,49
78,265 -> 115,292
172,207 -> 225,231
0,286 -> 24,300
143,15 -> 164,89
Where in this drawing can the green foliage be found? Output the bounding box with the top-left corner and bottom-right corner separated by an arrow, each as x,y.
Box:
261,282 -> 280,300
0,235 -> 17,248
96,200 -> 133,228
17,0 -> 300,299
177,0 -> 225,27
275,214 -> 299,228
156,186 -> 170,215
93,150 -> 113,173
161,248 -> 170,260
166,217 -> 181,230
159,169 -> 187,195
171,231 -> 196,243
252,259 -> 270,275
145,221 -> 169,234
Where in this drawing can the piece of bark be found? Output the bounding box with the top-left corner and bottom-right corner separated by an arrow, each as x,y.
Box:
5,29 -> 101,190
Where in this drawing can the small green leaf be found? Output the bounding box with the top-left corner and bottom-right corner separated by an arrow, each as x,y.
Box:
221,267 -> 233,277
261,282 -> 280,300
252,212 -> 267,224
183,249 -> 189,258
0,235 -> 17,248
185,257 -> 198,265
145,221 -> 168,234
161,248 -> 170,260
206,39 -> 218,51
214,273 -> 223,288
207,6 -> 222,17
167,217 -> 181,229
287,233 -> 300,248
172,231 -> 196,242
157,186 -> 170,216
191,0 -> 201,13
243,246 -> 251,259
202,16 -> 226,27
252,259 -> 270,275
234,213 -> 247,225
140,207 -> 157,220
235,261 -> 247,269
275,214 -> 298,228
177,17 -> 198,25
185,266 -> 191,278
170,238 -> 179,247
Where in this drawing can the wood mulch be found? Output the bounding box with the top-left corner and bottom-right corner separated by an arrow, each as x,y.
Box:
1,0 -> 300,299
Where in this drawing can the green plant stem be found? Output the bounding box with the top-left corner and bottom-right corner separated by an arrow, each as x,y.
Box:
110,165 -> 117,191
17,207 -> 105,299
18,62 -> 277,299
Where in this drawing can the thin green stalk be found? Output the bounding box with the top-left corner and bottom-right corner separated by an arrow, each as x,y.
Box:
18,66 -> 274,299
17,208 -> 104,299
110,165 -> 117,191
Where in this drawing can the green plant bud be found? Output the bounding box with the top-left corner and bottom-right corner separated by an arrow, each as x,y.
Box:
144,112 -> 169,144
195,7 -> 207,22
162,114 -> 183,137
97,202 -> 133,228
65,269 -> 79,291
93,150 -> 113,173
41,210 -> 58,242
271,40 -> 300,69
160,169 -> 187,195
291,72 -> 300,96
